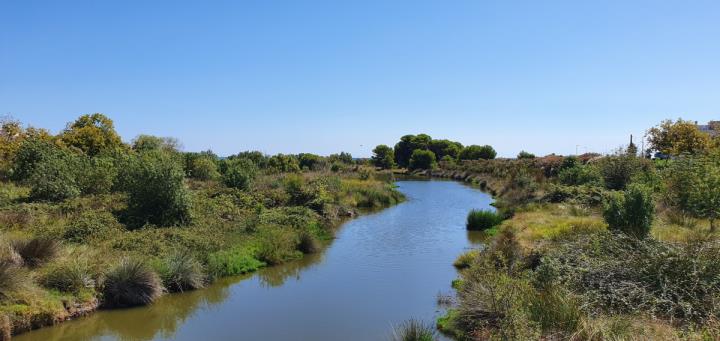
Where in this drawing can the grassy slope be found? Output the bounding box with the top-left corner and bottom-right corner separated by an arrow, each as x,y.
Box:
0,170 -> 404,337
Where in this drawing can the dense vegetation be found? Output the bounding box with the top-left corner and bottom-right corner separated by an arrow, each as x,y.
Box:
372,134 -> 497,170
433,119 -> 720,340
0,114 -> 404,337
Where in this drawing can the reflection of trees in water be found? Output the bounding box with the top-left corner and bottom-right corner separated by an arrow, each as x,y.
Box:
25,280 -> 232,341
257,252 -> 324,287
466,230 -> 489,246
20,250 -> 328,340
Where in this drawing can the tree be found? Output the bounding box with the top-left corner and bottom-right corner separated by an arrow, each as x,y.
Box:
58,113 -> 124,156
187,155 -> 219,180
371,145 -> 394,169
459,145 -> 496,160
120,150 -> 192,227
28,150 -> 81,201
267,154 -> 300,173
298,153 -> 323,170
393,134 -> 432,168
328,152 -> 353,164
408,149 -> 436,171
598,154 -> 648,190
132,135 -> 181,153
664,154 -> 720,231
429,139 -> 463,160
0,118 -> 53,179
222,158 -> 258,190
517,151 -> 535,159
647,119 -> 711,156
603,184 -> 655,239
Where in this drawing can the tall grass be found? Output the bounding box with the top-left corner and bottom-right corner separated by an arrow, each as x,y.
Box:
11,237 -> 60,267
0,261 -> 30,300
207,247 -> 265,278
40,259 -> 95,294
103,259 -> 163,308
391,319 -> 437,341
157,252 -> 205,292
466,209 -> 503,231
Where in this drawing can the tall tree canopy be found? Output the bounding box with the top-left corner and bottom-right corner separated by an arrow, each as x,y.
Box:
647,119 -> 711,156
59,113 -> 124,156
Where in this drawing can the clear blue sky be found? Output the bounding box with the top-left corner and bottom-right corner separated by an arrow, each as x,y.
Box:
2,1 -> 719,157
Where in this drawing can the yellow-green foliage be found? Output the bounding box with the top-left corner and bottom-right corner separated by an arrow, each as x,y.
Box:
501,205 -> 606,248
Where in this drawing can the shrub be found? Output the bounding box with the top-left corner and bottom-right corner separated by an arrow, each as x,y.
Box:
120,150 -> 192,227
267,154 -> 300,173
157,252 -> 205,292
256,225 -> 300,265
466,209 -> 503,231
11,237 -> 60,267
103,258 -> 163,308
207,247 -> 265,277
453,250 -> 479,269
40,259 -> 95,294
598,155 -> 648,190
391,319 -> 437,341
0,261 -> 30,300
28,151 -> 81,201
558,165 -> 601,186
63,211 -> 122,243
188,156 -> 219,180
222,158 -> 257,190
11,138 -> 59,182
603,184 -> 654,239
298,232 -> 321,254
517,151 -> 535,159
408,149 -> 436,171
77,156 -> 118,195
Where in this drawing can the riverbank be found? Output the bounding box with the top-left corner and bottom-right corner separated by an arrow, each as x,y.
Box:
0,171 -> 404,339
432,157 -> 720,340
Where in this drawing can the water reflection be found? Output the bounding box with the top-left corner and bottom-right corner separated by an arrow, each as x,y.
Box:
257,251 -> 325,287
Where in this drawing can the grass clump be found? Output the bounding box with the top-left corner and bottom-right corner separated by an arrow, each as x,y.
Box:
0,261 -> 30,300
40,259 -> 95,294
453,250 -> 478,270
466,209 -> 503,231
11,237 -> 60,268
207,247 -> 265,278
256,225 -> 301,265
156,252 -> 205,292
391,319 -> 437,341
102,258 -> 163,308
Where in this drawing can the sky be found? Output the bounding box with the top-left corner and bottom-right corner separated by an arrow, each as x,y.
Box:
2,1 -> 719,157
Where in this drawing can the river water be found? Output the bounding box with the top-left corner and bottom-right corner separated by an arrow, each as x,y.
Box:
17,180 -> 494,341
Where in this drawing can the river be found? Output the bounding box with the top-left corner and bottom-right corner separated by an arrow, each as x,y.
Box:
17,180 -> 494,341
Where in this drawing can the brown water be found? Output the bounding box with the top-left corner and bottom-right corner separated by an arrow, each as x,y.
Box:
17,180 -> 493,341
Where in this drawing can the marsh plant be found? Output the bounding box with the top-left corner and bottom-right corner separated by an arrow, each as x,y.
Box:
103,259 -> 163,308
391,319 -> 437,341
466,209 -> 503,231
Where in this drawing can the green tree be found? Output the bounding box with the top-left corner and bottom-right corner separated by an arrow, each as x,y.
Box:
187,155 -> 219,180
647,119 -> 711,156
517,151 -> 535,159
459,145 -> 496,160
429,139 -> 463,160
371,145 -> 395,169
598,154 -> 648,190
267,154 -> 300,173
28,151 -> 81,202
298,153 -> 323,170
328,152 -> 353,164
664,154 -> 720,231
394,134 -> 432,168
603,184 -> 655,239
132,135 -> 181,153
408,149 -> 437,171
120,150 -> 192,227
222,158 -> 258,190
58,113 -> 124,156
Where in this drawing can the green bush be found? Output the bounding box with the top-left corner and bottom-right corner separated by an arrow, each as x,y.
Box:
453,250 -> 479,269
207,247 -> 265,277
256,225 -> 300,265
558,165 -> 601,186
298,232 -> 321,254
11,138 -> 59,182
103,258 -> 163,308
28,151 -> 81,202
187,156 -> 219,180
603,184 -> 654,239
598,155 -> 648,190
408,149 -> 436,171
77,156 -> 118,195
222,158 -> 257,190
267,154 -> 300,173
156,252 -> 205,292
120,150 -> 192,227
63,211 -> 122,243
391,319 -> 437,341
466,209 -> 503,231
517,151 -> 535,159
